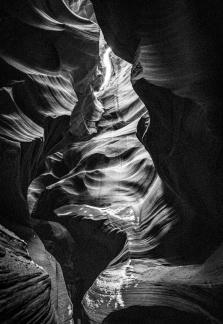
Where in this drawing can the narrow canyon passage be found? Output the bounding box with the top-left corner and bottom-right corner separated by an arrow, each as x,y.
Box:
1,1 -> 223,324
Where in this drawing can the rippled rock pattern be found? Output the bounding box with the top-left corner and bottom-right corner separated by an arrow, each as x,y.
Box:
0,221 -> 73,323
1,0 -> 223,323
0,224 -> 58,323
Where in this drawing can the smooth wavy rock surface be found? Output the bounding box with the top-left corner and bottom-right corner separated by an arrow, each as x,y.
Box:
31,55 -> 149,214
0,0 -> 99,142
83,251 -> 223,323
30,49 -> 187,321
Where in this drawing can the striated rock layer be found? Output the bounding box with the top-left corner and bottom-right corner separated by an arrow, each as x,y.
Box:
0,224 -> 58,323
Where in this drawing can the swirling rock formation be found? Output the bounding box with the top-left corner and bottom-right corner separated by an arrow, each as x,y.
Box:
1,0 -> 223,323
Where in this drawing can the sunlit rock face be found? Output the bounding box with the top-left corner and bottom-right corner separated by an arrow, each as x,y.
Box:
1,0 -> 223,323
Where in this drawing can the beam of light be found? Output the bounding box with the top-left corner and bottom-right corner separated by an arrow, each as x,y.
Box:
99,47 -> 112,92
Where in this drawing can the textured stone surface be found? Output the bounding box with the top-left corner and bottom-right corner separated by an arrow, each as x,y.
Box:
0,224 -> 58,324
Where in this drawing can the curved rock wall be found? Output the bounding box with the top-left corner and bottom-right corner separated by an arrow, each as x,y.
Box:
87,0 -> 223,322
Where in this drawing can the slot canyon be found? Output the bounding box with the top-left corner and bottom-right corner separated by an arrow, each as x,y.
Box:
1,0 -> 223,323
